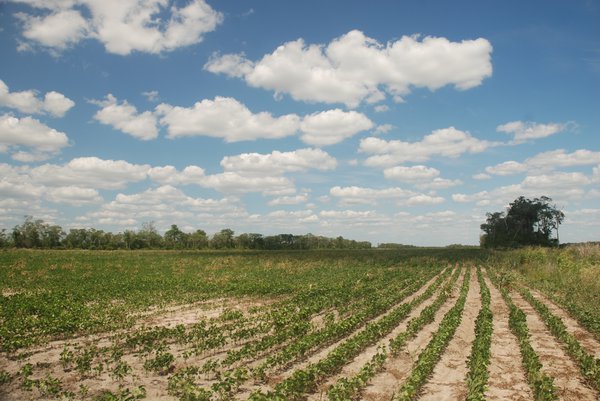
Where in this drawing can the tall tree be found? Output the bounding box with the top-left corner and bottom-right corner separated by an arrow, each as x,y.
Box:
480,196 -> 564,248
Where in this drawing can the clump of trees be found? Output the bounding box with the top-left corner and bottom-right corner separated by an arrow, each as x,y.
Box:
480,196 -> 564,248
1,217 -> 371,250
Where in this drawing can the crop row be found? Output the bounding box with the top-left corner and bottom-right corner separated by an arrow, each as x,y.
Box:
487,269 -> 557,401
326,265 -> 463,400
393,266 -> 471,401
518,287 -> 600,393
465,267 -> 493,401
247,267 -> 459,400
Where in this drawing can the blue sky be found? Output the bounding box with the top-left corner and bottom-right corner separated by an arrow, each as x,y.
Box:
0,0 -> 599,246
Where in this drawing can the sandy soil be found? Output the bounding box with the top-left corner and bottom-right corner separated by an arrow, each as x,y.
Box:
306,268 -> 456,400
361,268 -> 466,401
511,291 -> 599,401
419,268 -> 479,401
528,289 -> 600,359
485,274 -> 533,401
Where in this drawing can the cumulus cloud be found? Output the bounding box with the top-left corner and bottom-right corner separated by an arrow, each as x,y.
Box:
403,194 -> 445,206
453,171 -> 594,206
383,165 -> 440,182
92,94 -> 158,140
200,172 -> 295,195
205,30 -> 493,107
0,114 -> 70,161
16,8 -> 89,52
329,185 -> 418,206
45,186 -> 103,205
148,165 -> 205,186
30,157 -> 150,189
484,149 -> 600,176
148,148 -> 338,195
80,185 -> 244,229
220,148 -> 337,173
156,96 -> 300,142
157,97 -> 372,145
497,120 -> 567,144
0,79 -> 75,117
361,127 -> 496,166
299,109 -> 374,146
12,0 -> 223,55
268,194 -> 309,206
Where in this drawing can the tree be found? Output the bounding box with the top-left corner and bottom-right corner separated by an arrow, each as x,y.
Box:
480,196 -> 564,248
164,224 -> 187,249
211,229 -> 235,249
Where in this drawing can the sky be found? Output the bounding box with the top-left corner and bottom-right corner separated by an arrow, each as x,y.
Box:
0,0 -> 599,246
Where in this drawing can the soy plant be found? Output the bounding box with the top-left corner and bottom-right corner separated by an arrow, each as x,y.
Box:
143,344 -> 175,375
486,269 -> 558,401
465,267 -> 493,401
394,267 -> 471,401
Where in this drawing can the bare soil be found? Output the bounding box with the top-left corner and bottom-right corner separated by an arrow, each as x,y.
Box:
419,268 -> 479,401
485,274 -> 534,401
511,291 -> 599,401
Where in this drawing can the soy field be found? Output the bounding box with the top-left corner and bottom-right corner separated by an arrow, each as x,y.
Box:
0,247 -> 599,400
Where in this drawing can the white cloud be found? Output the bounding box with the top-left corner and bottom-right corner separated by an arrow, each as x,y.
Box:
485,160 -> 526,176
416,178 -> 462,190
497,120 -> 567,144
200,172 -> 294,195
81,185 -> 244,229
45,186 -> 102,205
383,165 -> 440,182
453,171 -> 594,206
221,148 -> 337,173
156,96 -> 300,142
330,185 -> 417,206
374,123 -> 393,134
374,105 -> 389,113
403,194 -> 445,206
142,90 -> 159,102
16,8 -> 89,51
148,165 -> 205,186
361,127 -> 496,166
484,149 -> 600,177
92,94 -> 158,140
12,0 -> 223,55
30,157 -> 150,189
0,114 -> 69,160
268,194 -> 309,206
0,79 -> 75,117
157,97 -> 372,146
205,30 -> 492,107
299,109 -> 373,146
472,173 -> 491,180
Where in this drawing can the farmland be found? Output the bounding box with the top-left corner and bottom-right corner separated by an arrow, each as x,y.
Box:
0,247 -> 599,400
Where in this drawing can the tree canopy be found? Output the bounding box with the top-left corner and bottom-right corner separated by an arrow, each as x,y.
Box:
480,196 -> 564,248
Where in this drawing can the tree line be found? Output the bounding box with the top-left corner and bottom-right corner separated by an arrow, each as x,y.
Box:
0,217 -> 372,250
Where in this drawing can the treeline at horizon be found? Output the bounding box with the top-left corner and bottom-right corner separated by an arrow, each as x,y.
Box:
0,216 -> 373,250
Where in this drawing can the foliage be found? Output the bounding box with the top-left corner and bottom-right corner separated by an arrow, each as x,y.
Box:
480,196 -> 564,248
487,268 -> 558,401
465,267 -> 493,401
3,217 -> 372,250
394,268 -> 471,401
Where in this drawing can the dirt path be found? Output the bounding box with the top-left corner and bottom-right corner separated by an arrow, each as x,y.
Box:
528,289 -> 600,359
484,274 -> 533,401
360,268 -> 466,401
511,291 -> 599,401
418,268 -> 479,401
